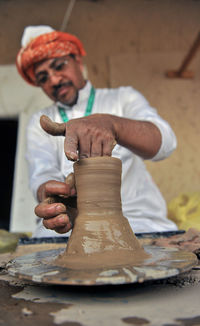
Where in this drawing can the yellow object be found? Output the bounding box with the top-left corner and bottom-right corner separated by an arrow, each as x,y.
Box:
0,229 -> 31,253
168,192 -> 200,231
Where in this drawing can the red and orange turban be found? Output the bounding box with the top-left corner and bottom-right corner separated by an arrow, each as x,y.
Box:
16,29 -> 86,86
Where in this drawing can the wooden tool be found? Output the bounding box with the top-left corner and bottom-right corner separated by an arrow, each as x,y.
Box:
166,31 -> 200,79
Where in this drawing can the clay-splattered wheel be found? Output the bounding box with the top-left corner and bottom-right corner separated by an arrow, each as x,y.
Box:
7,245 -> 197,286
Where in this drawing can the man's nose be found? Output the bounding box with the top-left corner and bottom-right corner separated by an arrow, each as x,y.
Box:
49,73 -> 62,85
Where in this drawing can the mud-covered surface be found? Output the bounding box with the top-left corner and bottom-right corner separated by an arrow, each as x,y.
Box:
152,229 -> 200,259
0,242 -> 200,326
0,280 -> 73,326
0,240 -> 199,326
0,264 -> 200,326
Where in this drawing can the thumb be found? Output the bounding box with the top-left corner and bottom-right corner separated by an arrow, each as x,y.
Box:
65,173 -> 76,196
65,172 -> 75,189
40,115 -> 66,136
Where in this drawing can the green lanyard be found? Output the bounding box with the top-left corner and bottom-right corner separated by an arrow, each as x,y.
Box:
58,86 -> 95,122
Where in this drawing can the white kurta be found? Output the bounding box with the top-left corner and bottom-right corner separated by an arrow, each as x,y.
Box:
26,81 -> 177,237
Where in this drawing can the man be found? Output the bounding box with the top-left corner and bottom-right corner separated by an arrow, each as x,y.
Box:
16,25 -> 177,237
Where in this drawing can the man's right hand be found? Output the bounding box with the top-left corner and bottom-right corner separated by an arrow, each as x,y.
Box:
40,114 -> 117,161
35,174 -> 77,234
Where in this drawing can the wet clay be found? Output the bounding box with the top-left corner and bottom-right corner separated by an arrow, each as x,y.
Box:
56,156 -> 149,269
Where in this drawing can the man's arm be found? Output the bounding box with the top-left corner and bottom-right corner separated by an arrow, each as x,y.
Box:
36,114 -> 161,233
40,113 -> 162,161
111,115 -> 162,159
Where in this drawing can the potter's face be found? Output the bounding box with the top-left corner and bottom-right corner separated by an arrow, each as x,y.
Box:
34,55 -> 86,106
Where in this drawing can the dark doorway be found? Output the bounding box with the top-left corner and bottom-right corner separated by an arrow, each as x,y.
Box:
0,119 -> 18,230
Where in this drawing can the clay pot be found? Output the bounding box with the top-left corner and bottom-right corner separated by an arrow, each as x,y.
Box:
56,156 -> 148,269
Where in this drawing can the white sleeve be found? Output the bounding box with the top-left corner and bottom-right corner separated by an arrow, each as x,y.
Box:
26,111 -> 64,201
119,87 -> 177,161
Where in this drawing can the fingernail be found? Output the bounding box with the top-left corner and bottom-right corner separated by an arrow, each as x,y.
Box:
66,152 -> 77,161
58,216 -> 65,223
56,204 -> 64,213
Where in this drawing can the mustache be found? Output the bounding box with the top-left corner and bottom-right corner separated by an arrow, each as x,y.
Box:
52,81 -> 73,97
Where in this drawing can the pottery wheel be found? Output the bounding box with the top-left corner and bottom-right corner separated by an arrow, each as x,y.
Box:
7,245 -> 197,286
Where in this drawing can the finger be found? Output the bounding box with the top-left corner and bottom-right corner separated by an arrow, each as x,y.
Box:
64,131 -> 79,161
35,202 -> 66,219
90,139 -> 103,157
65,173 -> 75,188
43,214 -> 70,230
44,182 -> 72,198
43,196 -> 57,204
40,115 -> 66,136
78,135 -> 91,159
54,223 -> 72,234
65,173 -> 76,196
102,138 -> 117,156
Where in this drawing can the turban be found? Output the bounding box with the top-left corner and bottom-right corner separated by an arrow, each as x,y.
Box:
16,25 -> 86,86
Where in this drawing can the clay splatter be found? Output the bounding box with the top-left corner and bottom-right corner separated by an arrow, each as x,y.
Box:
122,316 -> 150,325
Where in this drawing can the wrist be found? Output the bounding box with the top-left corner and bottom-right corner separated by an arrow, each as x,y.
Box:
110,115 -> 121,144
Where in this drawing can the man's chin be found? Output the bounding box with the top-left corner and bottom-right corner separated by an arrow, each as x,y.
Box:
57,92 -> 78,106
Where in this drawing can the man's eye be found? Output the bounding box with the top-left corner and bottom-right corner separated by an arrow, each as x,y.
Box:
55,62 -> 65,71
37,75 -> 48,85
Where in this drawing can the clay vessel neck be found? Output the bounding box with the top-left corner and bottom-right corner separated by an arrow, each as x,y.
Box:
74,156 -> 122,215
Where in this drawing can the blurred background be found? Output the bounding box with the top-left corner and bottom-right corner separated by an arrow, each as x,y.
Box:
0,0 -> 200,232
